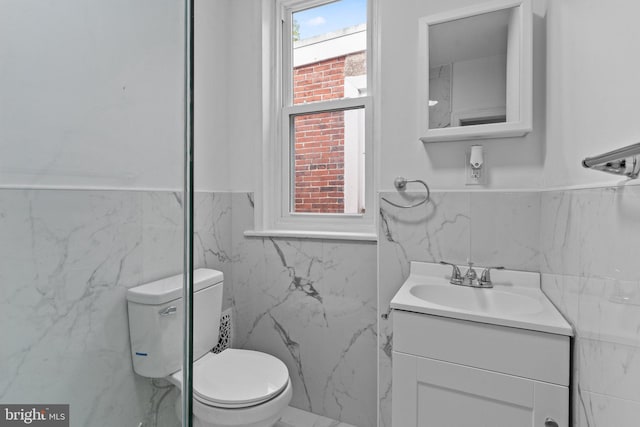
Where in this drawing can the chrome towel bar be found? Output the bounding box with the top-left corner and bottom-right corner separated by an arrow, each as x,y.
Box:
381,177 -> 431,208
582,142 -> 640,178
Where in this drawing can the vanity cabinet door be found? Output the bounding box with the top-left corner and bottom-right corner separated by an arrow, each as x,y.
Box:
392,352 -> 568,427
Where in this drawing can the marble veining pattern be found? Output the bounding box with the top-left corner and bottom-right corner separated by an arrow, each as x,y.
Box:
6,185 -> 636,427
540,186 -> 640,426
231,193 -> 377,427
0,189 -> 231,427
142,191 -> 234,309
469,192 -> 541,271
377,191 -> 540,426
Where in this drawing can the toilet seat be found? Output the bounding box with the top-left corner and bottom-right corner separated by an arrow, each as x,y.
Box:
187,379 -> 293,427
172,349 -> 290,409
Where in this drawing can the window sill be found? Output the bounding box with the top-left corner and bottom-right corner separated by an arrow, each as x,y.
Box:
243,229 -> 378,242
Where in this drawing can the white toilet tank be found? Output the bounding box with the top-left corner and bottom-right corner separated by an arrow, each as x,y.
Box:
126,268 -> 224,378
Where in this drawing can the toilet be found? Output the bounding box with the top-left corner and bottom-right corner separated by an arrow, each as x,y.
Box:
126,269 -> 292,427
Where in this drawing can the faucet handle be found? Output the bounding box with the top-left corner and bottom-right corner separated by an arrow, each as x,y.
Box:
440,261 -> 462,285
464,261 -> 477,278
479,266 -> 505,286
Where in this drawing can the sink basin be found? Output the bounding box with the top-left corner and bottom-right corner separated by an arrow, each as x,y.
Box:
409,284 -> 544,316
390,261 -> 574,336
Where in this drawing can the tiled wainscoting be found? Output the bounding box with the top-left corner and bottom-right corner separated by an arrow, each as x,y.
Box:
0,189 -> 232,427
231,193 -> 378,427
377,191 -> 540,426
378,186 -> 640,427
540,186 -> 640,427
3,187 -> 638,427
0,189 -> 376,427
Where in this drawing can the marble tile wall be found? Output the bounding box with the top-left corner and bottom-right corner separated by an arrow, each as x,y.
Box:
539,186 -> 640,427
0,188 -> 375,427
377,191 -> 541,427
7,186 -> 634,427
0,189 -> 232,427
230,193 -> 378,427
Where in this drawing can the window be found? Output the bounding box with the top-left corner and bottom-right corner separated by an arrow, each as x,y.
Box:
257,0 -> 374,238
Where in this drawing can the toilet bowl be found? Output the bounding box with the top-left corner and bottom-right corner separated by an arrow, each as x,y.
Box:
126,269 -> 292,427
170,350 -> 293,427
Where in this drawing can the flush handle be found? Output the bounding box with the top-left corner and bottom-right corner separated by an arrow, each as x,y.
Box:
544,418 -> 559,427
159,306 -> 177,316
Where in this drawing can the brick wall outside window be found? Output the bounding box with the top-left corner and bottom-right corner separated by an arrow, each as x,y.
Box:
293,54 -> 362,213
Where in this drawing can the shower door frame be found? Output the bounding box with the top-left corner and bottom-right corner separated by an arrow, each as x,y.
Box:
182,0 -> 196,425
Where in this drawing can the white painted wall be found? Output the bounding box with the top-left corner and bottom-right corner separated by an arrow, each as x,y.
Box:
227,0 -> 263,192
544,0 -> 640,189
379,0 -> 547,191
231,0 -> 640,193
0,0 -> 229,191
195,0 -> 231,191
227,0 -> 548,193
18,0 -> 635,194
451,54 -> 507,121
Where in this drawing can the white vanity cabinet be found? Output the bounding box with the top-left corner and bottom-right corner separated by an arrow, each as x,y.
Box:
392,310 -> 570,427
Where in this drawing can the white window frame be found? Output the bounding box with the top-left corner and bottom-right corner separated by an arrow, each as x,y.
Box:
251,0 -> 377,240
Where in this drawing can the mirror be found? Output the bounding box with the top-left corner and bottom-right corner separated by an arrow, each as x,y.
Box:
419,0 -> 532,143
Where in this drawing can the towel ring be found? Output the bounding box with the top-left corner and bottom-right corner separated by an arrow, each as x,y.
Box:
381,177 -> 431,209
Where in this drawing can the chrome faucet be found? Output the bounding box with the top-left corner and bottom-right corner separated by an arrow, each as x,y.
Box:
462,262 -> 478,286
478,266 -> 505,288
439,261 -> 462,285
440,261 -> 504,288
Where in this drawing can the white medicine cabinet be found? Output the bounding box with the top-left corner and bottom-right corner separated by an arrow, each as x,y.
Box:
418,0 -> 533,143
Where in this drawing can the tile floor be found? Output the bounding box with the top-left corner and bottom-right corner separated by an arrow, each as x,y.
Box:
276,406 -> 356,427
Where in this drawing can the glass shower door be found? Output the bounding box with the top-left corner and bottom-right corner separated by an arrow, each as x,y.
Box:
0,1 -> 195,426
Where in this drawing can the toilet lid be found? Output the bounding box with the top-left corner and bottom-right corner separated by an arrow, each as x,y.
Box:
192,349 -> 290,408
